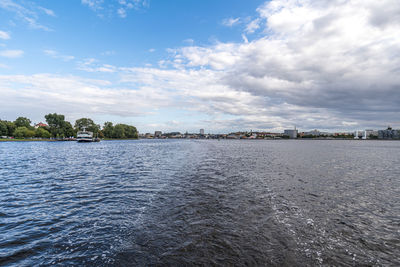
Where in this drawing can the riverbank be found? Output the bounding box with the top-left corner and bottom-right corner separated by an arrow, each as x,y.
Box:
102,138 -> 139,141
0,138 -> 54,142
0,138 -> 140,142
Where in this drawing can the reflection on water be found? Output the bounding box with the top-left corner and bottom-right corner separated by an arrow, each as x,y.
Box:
0,140 -> 399,266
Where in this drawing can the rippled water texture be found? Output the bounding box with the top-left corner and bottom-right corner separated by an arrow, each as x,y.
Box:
0,140 -> 399,266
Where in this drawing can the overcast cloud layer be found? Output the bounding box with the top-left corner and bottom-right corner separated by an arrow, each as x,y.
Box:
1,0 -> 400,132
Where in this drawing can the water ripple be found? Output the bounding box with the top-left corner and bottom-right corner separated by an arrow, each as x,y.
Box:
0,140 -> 399,266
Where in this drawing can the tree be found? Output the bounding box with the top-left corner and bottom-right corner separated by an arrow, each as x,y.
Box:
113,124 -> 126,139
14,117 -> 31,128
102,122 -> 114,138
13,127 -> 35,138
45,113 -> 66,138
0,120 -> 16,136
5,121 -> 16,136
102,122 -> 138,139
75,118 -> 99,134
35,127 -> 51,138
124,125 -> 138,138
63,121 -> 76,137
0,121 -> 8,136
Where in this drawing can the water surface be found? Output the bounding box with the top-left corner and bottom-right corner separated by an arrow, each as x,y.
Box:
0,140 -> 399,266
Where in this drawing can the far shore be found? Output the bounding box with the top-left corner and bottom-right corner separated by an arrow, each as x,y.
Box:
1,138 -> 399,142
0,138 -> 139,142
0,138 -> 55,142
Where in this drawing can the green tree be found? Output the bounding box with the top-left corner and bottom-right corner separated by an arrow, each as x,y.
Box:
5,121 -> 16,136
75,118 -> 99,134
64,121 -> 76,137
102,122 -> 114,138
13,127 -> 26,138
34,127 -> 51,138
13,127 -> 35,138
113,124 -> 126,139
124,125 -> 138,138
0,120 -> 16,136
14,117 -> 32,128
102,122 -> 138,139
45,113 -> 66,138
0,121 -> 8,136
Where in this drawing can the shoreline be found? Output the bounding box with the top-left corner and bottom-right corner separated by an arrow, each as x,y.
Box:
0,138 -> 55,142
0,138 -> 139,142
1,138 -> 399,142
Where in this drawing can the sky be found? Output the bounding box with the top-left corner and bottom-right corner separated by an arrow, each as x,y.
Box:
0,0 -> 399,133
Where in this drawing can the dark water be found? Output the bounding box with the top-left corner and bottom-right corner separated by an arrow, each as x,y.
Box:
0,140 -> 399,266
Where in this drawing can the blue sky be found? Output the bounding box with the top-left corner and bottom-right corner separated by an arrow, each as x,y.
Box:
0,1 -> 261,74
1,0 -> 400,133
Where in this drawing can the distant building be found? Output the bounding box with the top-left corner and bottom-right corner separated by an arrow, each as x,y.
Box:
366,130 -> 378,138
145,133 -> 154,139
248,133 -> 257,139
306,129 -> 321,136
333,132 -> 353,137
154,131 -> 162,138
200,129 -> 204,135
34,122 -> 48,128
378,127 -> 400,139
227,134 -> 238,139
284,129 -> 298,139
164,132 -> 181,138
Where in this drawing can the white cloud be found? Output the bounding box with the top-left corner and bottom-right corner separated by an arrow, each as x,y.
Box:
183,39 -> 194,45
39,7 -> 56,17
0,74 -> 172,121
245,18 -> 261,33
0,31 -> 10,40
44,49 -> 75,62
117,8 -> 127,18
101,50 -> 116,56
241,34 -> 249,43
2,0 -> 400,132
0,49 -> 24,58
222,17 -> 240,27
82,0 -> 148,18
116,0 -> 400,131
81,0 -> 104,11
0,0 -> 54,31
77,58 -> 117,72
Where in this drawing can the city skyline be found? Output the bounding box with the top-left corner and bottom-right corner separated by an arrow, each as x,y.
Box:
1,0 -> 400,133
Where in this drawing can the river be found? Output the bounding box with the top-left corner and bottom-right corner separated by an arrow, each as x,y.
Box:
0,140 -> 399,266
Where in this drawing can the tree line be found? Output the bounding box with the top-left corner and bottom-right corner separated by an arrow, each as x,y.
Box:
0,113 -> 138,139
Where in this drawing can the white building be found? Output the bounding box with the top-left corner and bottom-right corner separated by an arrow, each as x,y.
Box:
154,131 -> 162,138
284,129 -> 298,139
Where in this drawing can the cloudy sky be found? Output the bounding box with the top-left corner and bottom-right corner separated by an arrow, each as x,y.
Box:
0,0 -> 399,133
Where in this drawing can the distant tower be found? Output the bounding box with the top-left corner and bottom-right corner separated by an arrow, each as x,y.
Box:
200,129 -> 204,135
362,130 -> 367,140
354,130 -> 359,139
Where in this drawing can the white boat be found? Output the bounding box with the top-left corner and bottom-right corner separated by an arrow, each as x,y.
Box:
77,128 -> 94,142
